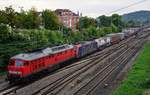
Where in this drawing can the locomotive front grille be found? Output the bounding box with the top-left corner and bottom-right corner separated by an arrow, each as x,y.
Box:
9,71 -> 22,75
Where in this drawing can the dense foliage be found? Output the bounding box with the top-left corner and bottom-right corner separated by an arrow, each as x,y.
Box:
122,10 -> 150,27
78,17 -> 96,30
42,10 -> 60,30
0,6 -> 60,29
97,14 -> 123,32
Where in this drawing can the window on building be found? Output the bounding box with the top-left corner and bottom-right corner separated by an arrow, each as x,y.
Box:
74,18 -> 76,22
64,16 -> 68,21
70,19 -> 72,27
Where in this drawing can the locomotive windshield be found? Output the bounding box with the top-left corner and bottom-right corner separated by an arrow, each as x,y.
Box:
9,60 -> 15,66
15,60 -> 24,66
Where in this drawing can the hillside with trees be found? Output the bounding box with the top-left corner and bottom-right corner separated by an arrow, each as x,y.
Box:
122,10 -> 150,26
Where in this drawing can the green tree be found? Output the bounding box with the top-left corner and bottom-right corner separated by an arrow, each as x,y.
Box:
111,14 -> 122,27
126,20 -> 137,27
0,6 -> 16,27
0,10 -> 7,24
27,7 -> 41,29
111,14 -> 123,32
111,23 -> 119,33
15,7 -> 41,29
97,15 -> 111,27
42,10 -> 60,30
78,16 -> 96,30
0,23 -> 12,42
15,10 -> 27,28
5,6 -> 17,27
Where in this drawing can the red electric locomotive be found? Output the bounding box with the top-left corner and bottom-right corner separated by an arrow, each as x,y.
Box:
7,44 -> 76,81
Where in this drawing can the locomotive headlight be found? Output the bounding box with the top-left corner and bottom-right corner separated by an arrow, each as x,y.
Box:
9,71 -> 22,74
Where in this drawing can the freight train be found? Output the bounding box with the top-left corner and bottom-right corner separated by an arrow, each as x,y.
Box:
7,28 -> 140,82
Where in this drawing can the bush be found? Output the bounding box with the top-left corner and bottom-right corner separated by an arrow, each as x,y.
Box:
0,23 -> 12,42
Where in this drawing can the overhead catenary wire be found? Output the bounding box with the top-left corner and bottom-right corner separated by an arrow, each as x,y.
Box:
102,0 -> 149,28
106,0 -> 148,15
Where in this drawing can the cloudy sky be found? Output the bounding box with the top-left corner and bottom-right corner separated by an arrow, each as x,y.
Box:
0,0 -> 150,17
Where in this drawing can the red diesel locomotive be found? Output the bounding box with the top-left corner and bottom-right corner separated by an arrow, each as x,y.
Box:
8,44 -> 76,81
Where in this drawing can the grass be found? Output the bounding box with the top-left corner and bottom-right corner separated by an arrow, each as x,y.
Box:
112,41 -> 150,95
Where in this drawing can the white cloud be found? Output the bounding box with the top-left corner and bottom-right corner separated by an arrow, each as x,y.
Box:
0,0 -> 150,17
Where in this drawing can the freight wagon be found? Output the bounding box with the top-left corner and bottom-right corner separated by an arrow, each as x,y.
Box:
123,28 -> 139,38
94,37 -> 111,50
75,41 -> 98,58
106,33 -> 125,44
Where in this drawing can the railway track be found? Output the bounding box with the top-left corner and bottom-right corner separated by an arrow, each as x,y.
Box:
0,82 -> 29,95
36,37 -> 142,95
28,36 -> 137,95
89,41 -> 146,95
0,29 -> 149,95
71,40 -> 145,95
0,86 -> 20,95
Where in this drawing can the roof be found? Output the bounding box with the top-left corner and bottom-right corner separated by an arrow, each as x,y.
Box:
79,41 -> 92,44
106,33 -> 118,36
55,9 -> 79,16
11,44 -> 74,61
95,36 -> 110,40
106,33 -> 124,36
122,28 -> 140,32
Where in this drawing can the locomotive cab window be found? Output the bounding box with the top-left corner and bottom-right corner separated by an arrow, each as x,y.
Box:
9,60 -> 15,66
15,60 -> 24,66
24,62 -> 29,66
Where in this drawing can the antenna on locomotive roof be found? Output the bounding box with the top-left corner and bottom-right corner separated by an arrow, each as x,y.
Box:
42,48 -> 52,55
